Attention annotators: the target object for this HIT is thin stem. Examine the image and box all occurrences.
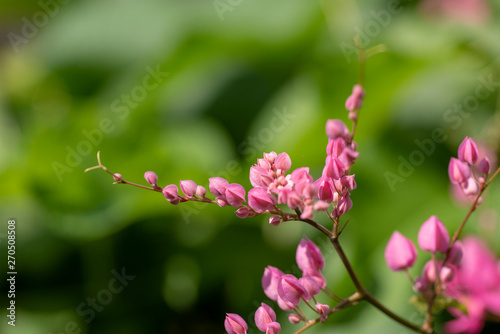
[364,292,431,334]
[449,166,500,247]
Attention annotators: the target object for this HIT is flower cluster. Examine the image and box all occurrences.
[385,136,499,334]
[154,117,359,225]
[444,237,500,334]
[225,238,331,334]
[448,137,491,201]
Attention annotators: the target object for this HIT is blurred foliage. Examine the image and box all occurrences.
[1,0,500,333]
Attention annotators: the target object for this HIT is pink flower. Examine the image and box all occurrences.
[340,174,357,191]
[113,173,122,182]
[323,156,346,180]
[195,185,207,198]
[384,231,417,271]
[296,238,324,273]
[316,303,330,323]
[209,177,229,198]
[448,241,463,266]
[418,216,450,253]
[298,276,320,301]
[445,237,500,334]
[314,176,335,203]
[144,171,158,187]
[277,274,306,311]
[268,215,281,226]
[180,180,197,197]
[234,207,251,219]
[290,167,313,184]
[225,183,246,207]
[262,266,284,301]
[458,137,479,165]
[255,303,280,333]
[325,119,350,140]
[448,158,470,184]
[162,184,179,202]
[345,84,365,112]
[275,152,292,172]
[326,138,346,156]
[224,313,248,334]
[288,314,301,324]
[250,166,274,189]
[248,188,276,213]
[478,157,491,175]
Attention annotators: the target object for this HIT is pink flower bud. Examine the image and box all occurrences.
[304,271,326,289]
[162,184,179,202]
[448,241,463,266]
[325,119,349,140]
[316,303,330,323]
[324,156,346,180]
[423,260,440,282]
[277,274,306,311]
[300,206,314,220]
[248,188,277,213]
[413,276,429,295]
[286,191,302,210]
[298,277,320,301]
[225,183,246,207]
[180,180,197,197]
[262,266,284,301]
[440,266,454,282]
[209,177,229,198]
[224,313,248,334]
[313,200,330,211]
[113,173,122,182]
[314,176,335,203]
[339,148,359,168]
[257,158,272,170]
[334,195,353,218]
[448,158,470,184]
[418,216,450,253]
[144,171,158,186]
[235,207,251,219]
[478,157,491,175]
[290,167,313,184]
[264,322,281,334]
[269,215,281,226]
[250,166,274,189]
[296,238,324,273]
[326,138,345,156]
[340,174,357,190]
[255,303,277,332]
[275,152,292,172]
[461,177,478,196]
[345,84,365,112]
[384,231,417,271]
[195,185,207,198]
[458,137,479,164]
[264,151,277,163]
[215,197,228,207]
[288,314,301,324]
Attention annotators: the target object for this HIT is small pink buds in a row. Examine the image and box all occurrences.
[385,216,453,272]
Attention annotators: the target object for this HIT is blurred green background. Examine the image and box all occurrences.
[1,0,499,333]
